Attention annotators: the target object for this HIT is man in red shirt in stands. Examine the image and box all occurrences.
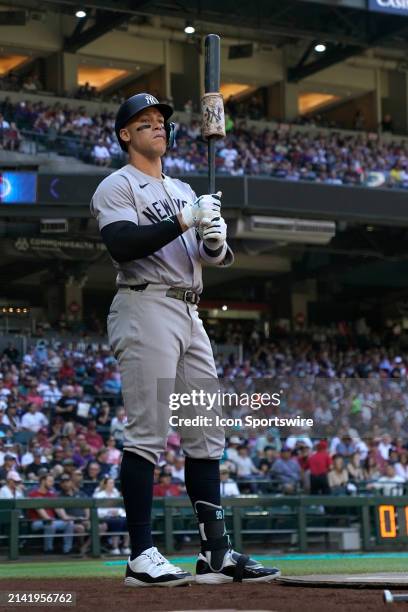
[85,420,104,453]
[153,472,181,497]
[29,473,74,553]
[58,359,75,383]
[308,440,332,495]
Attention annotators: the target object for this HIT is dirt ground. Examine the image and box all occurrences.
[1,579,406,611]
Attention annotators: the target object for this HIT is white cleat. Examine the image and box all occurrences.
[124,546,193,587]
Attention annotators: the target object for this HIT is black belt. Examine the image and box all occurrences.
[118,284,200,305]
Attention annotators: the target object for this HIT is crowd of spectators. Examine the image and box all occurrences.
[1,321,408,553]
[0,90,407,188]
[163,119,408,188]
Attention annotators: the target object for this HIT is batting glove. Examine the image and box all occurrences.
[180,191,222,228]
[199,215,227,250]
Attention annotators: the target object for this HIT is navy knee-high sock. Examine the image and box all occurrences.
[184,457,221,508]
[120,450,154,559]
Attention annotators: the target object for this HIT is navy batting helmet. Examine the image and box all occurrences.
[115,92,175,152]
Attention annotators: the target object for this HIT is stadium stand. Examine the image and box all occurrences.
[0,92,407,189]
[1,327,408,555]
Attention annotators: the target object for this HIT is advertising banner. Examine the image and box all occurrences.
[368,0,408,15]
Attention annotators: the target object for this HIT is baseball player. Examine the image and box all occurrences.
[90,93,280,586]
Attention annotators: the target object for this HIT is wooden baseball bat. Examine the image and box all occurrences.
[384,590,408,603]
[204,34,220,193]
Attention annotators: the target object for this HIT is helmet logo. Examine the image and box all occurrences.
[145,95,158,105]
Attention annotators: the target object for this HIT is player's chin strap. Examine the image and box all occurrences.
[166,122,176,149]
[194,500,231,572]
[135,121,176,149]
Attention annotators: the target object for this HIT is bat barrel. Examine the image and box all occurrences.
[205,34,220,93]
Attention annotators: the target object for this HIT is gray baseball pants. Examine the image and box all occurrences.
[107,285,225,464]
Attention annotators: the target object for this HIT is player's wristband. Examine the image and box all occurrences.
[203,241,225,256]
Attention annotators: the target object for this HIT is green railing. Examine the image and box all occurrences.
[1,495,408,560]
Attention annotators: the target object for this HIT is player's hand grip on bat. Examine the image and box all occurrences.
[178,191,222,230]
[199,216,227,250]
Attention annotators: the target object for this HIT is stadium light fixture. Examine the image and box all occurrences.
[314,43,326,53]
[184,21,195,35]
[75,9,87,18]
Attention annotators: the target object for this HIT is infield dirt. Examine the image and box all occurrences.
[3,578,407,611]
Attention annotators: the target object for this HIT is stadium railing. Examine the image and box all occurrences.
[0,494,406,560]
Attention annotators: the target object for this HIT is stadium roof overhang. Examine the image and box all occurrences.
[3,0,408,76]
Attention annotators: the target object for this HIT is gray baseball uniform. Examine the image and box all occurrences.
[90,164,233,464]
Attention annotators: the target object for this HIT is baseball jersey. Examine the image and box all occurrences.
[90,164,233,293]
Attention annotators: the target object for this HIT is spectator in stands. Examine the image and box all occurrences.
[26,382,45,409]
[21,403,49,433]
[347,451,364,486]
[29,473,74,554]
[0,402,9,431]
[219,465,240,497]
[102,367,121,399]
[3,122,20,151]
[378,433,393,461]
[171,456,185,484]
[110,406,126,446]
[42,379,62,406]
[394,451,408,480]
[153,471,182,497]
[93,476,130,555]
[309,440,331,495]
[235,445,260,480]
[85,420,104,453]
[0,377,11,402]
[366,462,405,496]
[286,430,313,451]
[254,444,278,469]
[72,440,94,469]
[94,448,111,478]
[58,359,75,382]
[61,458,76,479]
[105,436,121,466]
[92,139,111,167]
[57,474,91,554]
[96,401,111,428]
[225,436,243,463]
[2,404,21,433]
[0,454,18,483]
[82,461,101,497]
[362,454,380,484]
[0,112,10,145]
[56,386,78,422]
[48,446,65,471]
[270,445,301,494]
[335,434,356,460]
[328,454,349,495]
[26,450,49,480]
[0,470,24,499]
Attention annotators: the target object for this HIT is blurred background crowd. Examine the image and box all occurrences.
[1,325,408,553]
[0,92,405,188]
